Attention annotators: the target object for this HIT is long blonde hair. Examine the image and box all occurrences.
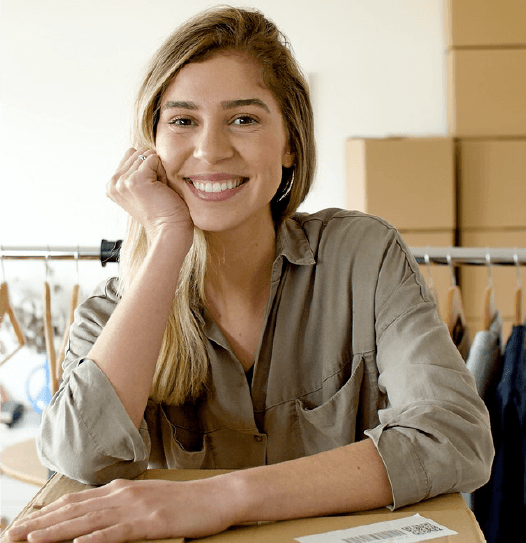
[119,6,316,405]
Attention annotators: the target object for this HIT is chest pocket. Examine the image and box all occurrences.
[159,405,208,469]
[295,355,364,455]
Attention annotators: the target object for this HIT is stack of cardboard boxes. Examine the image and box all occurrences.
[345,137,456,316]
[447,0,526,338]
[345,1,525,337]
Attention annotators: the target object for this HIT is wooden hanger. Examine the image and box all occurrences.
[55,251,81,383]
[0,281,26,366]
[43,280,58,394]
[43,254,59,395]
[516,287,523,326]
[514,252,524,326]
[424,252,440,318]
[482,253,498,331]
[55,283,79,383]
[447,285,467,333]
[1,383,8,403]
[445,254,467,335]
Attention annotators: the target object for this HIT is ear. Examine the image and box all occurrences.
[282,149,295,169]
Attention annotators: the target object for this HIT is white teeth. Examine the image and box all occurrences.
[191,178,244,193]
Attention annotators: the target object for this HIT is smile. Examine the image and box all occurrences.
[184,176,248,194]
[189,178,245,193]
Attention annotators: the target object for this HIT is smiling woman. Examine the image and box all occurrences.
[5,5,493,543]
[155,52,295,232]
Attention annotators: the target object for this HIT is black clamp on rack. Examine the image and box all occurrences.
[100,239,123,266]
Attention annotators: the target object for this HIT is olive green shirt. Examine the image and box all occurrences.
[38,209,494,509]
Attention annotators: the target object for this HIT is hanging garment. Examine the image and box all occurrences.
[466,311,504,401]
[463,311,503,509]
[474,324,526,543]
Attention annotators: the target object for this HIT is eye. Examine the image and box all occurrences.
[231,115,259,126]
[167,117,195,127]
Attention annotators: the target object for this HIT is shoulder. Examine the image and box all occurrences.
[288,208,425,291]
[75,276,120,326]
[292,208,396,242]
[85,276,120,304]
[289,208,407,262]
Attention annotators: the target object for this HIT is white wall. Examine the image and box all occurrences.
[0,0,447,401]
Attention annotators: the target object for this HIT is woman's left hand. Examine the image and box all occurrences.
[4,477,236,543]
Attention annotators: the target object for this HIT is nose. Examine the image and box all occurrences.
[193,123,235,164]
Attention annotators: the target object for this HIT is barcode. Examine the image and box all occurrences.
[343,529,406,542]
[295,514,456,543]
[402,522,442,536]
[342,521,445,542]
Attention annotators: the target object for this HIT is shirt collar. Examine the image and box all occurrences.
[200,215,315,345]
[275,215,316,266]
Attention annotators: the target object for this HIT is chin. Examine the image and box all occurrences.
[189,211,242,234]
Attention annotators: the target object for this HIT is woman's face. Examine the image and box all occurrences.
[155,52,294,234]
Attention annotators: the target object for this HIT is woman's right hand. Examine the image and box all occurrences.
[107,148,193,245]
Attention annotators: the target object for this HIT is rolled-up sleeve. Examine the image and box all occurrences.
[364,234,494,509]
[37,278,150,485]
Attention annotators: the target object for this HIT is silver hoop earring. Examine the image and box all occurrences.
[277,170,295,202]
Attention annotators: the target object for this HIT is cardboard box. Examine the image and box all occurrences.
[345,138,455,231]
[10,469,486,542]
[447,49,526,137]
[458,139,526,229]
[403,231,456,319]
[446,0,526,48]
[459,230,526,321]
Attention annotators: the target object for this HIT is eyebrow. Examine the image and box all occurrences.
[162,98,270,114]
[162,100,198,111]
[221,98,270,113]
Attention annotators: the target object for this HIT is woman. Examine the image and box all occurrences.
[7,6,492,543]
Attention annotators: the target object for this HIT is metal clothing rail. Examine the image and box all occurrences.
[0,241,122,266]
[410,246,526,267]
[0,242,525,266]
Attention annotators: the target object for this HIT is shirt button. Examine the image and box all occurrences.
[254,435,263,443]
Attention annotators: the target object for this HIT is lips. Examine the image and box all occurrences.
[183,174,248,194]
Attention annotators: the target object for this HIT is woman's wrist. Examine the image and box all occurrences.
[147,221,194,255]
[211,470,254,527]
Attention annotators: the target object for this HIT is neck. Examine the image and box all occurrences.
[205,214,277,303]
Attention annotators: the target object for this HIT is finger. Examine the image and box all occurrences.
[150,154,169,185]
[116,148,137,171]
[113,148,151,180]
[73,520,147,543]
[25,510,117,543]
[9,485,114,533]
[17,485,125,541]
[126,152,165,187]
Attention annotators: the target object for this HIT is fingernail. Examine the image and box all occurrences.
[27,530,46,543]
[7,524,28,538]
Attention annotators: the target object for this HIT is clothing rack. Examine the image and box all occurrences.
[410,247,526,267]
[0,242,525,266]
[0,241,122,266]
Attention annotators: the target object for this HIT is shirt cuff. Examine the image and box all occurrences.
[39,358,150,484]
[365,424,429,510]
[71,359,150,460]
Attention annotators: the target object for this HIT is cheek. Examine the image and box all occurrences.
[155,134,186,172]
[154,130,173,159]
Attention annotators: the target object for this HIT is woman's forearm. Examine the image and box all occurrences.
[9,439,393,542]
[222,438,393,524]
[87,227,191,428]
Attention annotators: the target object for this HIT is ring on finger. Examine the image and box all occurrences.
[138,154,147,161]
